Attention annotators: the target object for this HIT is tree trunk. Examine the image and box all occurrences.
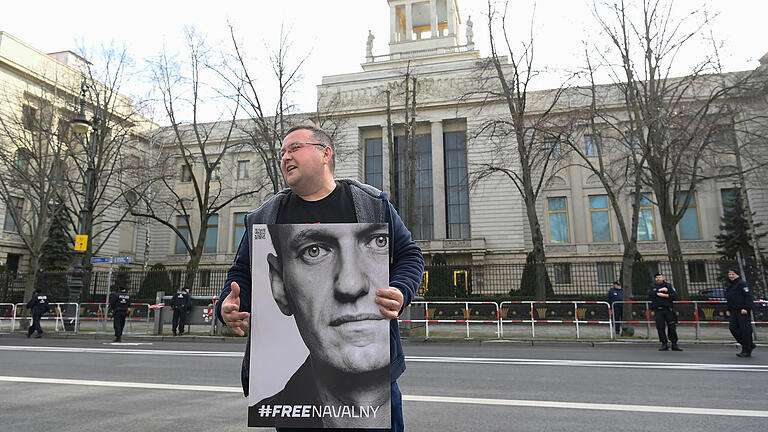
[659,211,689,299]
[523,194,548,300]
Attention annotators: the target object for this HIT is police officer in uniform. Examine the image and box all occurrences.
[171,286,192,336]
[26,288,50,338]
[648,272,682,351]
[725,268,756,357]
[607,281,623,336]
[109,286,131,342]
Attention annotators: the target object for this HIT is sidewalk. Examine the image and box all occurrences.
[2,320,763,346]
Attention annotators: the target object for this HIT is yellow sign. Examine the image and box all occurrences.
[74,235,88,251]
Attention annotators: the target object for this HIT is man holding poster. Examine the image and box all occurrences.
[217,124,424,431]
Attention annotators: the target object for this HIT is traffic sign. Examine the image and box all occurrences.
[114,256,133,263]
[74,235,88,251]
[91,257,110,263]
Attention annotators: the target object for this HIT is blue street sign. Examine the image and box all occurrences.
[114,257,133,263]
[91,257,110,263]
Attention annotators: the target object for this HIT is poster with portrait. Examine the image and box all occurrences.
[248,223,391,429]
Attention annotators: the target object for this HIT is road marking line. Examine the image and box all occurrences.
[0,345,241,357]
[406,356,768,372]
[2,346,766,372]
[2,376,765,418]
[402,395,768,418]
[0,376,241,393]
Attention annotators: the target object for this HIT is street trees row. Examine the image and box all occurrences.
[474,0,768,300]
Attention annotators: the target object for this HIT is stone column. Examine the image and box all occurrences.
[447,0,456,37]
[381,125,391,193]
[430,0,438,38]
[431,121,446,240]
[390,4,398,43]
[405,1,413,41]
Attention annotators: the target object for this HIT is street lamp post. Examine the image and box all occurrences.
[68,78,98,329]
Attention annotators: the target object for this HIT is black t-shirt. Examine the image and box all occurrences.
[276,181,357,224]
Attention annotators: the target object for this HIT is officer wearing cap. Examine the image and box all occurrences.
[725,268,756,357]
[648,272,682,351]
[26,288,50,338]
[171,286,192,336]
[607,281,623,336]
[109,286,131,342]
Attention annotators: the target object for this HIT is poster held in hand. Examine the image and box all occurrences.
[248,223,391,429]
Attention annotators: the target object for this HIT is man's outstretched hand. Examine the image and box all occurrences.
[221,282,250,336]
[376,287,404,320]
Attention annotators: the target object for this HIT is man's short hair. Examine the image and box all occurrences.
[728,268,740,275]
[267,225,288,259]
[653,272,663,277]
[184,286,191,291]
[284,124,335,172]
[613,281,621,286]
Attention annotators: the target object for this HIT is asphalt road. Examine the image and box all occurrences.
[0,336,766,431]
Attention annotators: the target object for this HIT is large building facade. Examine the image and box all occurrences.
[2,1,767,298]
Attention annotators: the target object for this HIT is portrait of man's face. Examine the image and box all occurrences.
[267,223,390,375]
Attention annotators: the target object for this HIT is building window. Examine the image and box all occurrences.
[205,214,218,253]
[597,263,614,284]
[688,261,707,283]
[364,138,383,190]
[200,270,211,288]
[237,160,249,179]
[394,134,433,240]
[445,131,470,239]
[589,195,612,242]
[233,212,246,252]
[584,134,600,157]
[22,105,37,131]
[676,191,701,240]
[545,140,562,158]
[553,263,571,284]
[14,150,31,173]
[209,162,221,181]
[547,197,570,243]
[175,215,190,254]
[4,197,23,232]
[721,188,739,214]
[632,193,656,241]
[180,165,192,182]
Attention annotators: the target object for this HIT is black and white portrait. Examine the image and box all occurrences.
[248,223,391,429]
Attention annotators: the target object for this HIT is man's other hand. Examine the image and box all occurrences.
[222,281,250,336]
[376,287,404,320]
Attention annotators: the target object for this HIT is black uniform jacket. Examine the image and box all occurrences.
[648,282,676,309]
[725,277,754,311]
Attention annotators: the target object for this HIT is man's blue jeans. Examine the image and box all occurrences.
[277,380,404,432]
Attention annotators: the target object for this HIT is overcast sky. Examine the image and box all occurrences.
[3,0,766,123]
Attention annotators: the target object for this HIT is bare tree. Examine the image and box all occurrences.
[590,0,768,298]
[217,25,310,195]
[0,87,69,301]
[66,44,155,269]
[470,1,574,299]
[138,29,268,286]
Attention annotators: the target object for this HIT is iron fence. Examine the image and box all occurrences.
[1,259,765,303]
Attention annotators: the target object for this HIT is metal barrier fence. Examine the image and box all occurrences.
[611,300,768,341]
[399,301,500,339]
[499,301,612,339]
[0,302,16,333]
[399,300,766,341]
[1,302,153,335]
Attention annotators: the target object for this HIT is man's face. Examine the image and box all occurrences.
[268,224,390,375]
[655,275,664,284]
[614,284,621,290]
[728,271,738,281]
[279,129,329,190]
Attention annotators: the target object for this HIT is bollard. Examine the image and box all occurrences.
[154,291,164,335]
